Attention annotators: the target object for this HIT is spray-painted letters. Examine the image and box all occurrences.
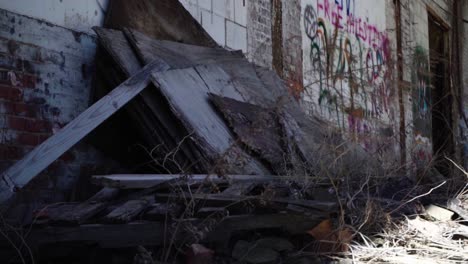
[302,0,394,154]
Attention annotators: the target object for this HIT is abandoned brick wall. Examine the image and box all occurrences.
[179,0,465,173]
[281,0,303,97]
[0,9,114,205]
[247,0,273,68]
[299,0,400,169]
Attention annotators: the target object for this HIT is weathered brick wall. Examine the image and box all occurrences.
[0,9,114,206]
[282,0,303,97]
[247,0,273,68]
[401,0,456,172]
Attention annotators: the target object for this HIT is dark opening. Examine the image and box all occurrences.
[428,13,454,176]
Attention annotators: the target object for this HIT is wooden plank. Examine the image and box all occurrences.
[222,182,257,196]
[6,214,322,249]
[0,61,170,205]
[91,174,305,189]
[210,94,286,173]
[104,197,153,224]
[180,213,327,245]
[127,28,279,107]
[156,193,337,212]
[151,67,270,175]
[143,203,182,221]
[51,188,120,224]
[95,27,206,172]
[93,27,142,76]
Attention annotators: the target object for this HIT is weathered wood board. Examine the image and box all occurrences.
[210,94,286,173]
[151,67,270,175]
[94,27,207,172]
[127,29,281,107]
[92,174,288,189]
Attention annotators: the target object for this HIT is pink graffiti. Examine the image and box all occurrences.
[316,0,387,48]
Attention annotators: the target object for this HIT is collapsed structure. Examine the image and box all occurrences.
[0,0,468,262]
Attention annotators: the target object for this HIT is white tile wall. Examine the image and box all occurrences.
[226,20,247,50]
[200,9,226,45]
[179,0,248,52]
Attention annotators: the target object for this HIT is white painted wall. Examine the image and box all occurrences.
[301,0,388,121]
[0,0,108,34]
[179,0,248,52]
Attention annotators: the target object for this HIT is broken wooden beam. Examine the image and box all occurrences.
[0,60,170,205]
[48,188,120,225]
[104,196,154,224]
[156,193,337,212]
[91,174,327,189]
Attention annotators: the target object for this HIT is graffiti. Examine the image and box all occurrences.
[302,0,396,157]
[412,46,432,168]
[302,0,391,125]
[412,46,431,119]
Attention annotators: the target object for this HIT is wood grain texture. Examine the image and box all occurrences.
[93,27,142,76]
[104,197,153,223]
[151,67,270,175]
[95,27,206,172]
[0,61,169,204]
[127,28,281,107]
[221,182,257,196]
[156,193,337,212]
[210,94,286,173]
[92,174,285,189]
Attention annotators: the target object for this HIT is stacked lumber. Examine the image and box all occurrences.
[12,175,337,252]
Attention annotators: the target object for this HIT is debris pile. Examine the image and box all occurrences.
[0,26,382,262]
[20,174,338,263]
[92,27,378,177]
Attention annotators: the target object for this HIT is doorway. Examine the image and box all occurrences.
[428,12,454,176]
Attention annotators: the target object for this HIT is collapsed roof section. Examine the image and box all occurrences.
[92,27,380,178]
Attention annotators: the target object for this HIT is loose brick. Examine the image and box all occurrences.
[8,116,51,133]
[2,102,38,117]
[26,119,51,133]
[21,73,37,89]
[0,84,23,101]
[16,132,39,146]
[8,116,27,131]
[0,145,24,160]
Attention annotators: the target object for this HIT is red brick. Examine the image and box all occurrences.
[8,117,51,133]
[0,84,23,101]
[8,116,27,131]
[26,119,51,133]
[21,74,37,89]
[0,145,24,160]
[16,133,39,146]
[2,102,38,117]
